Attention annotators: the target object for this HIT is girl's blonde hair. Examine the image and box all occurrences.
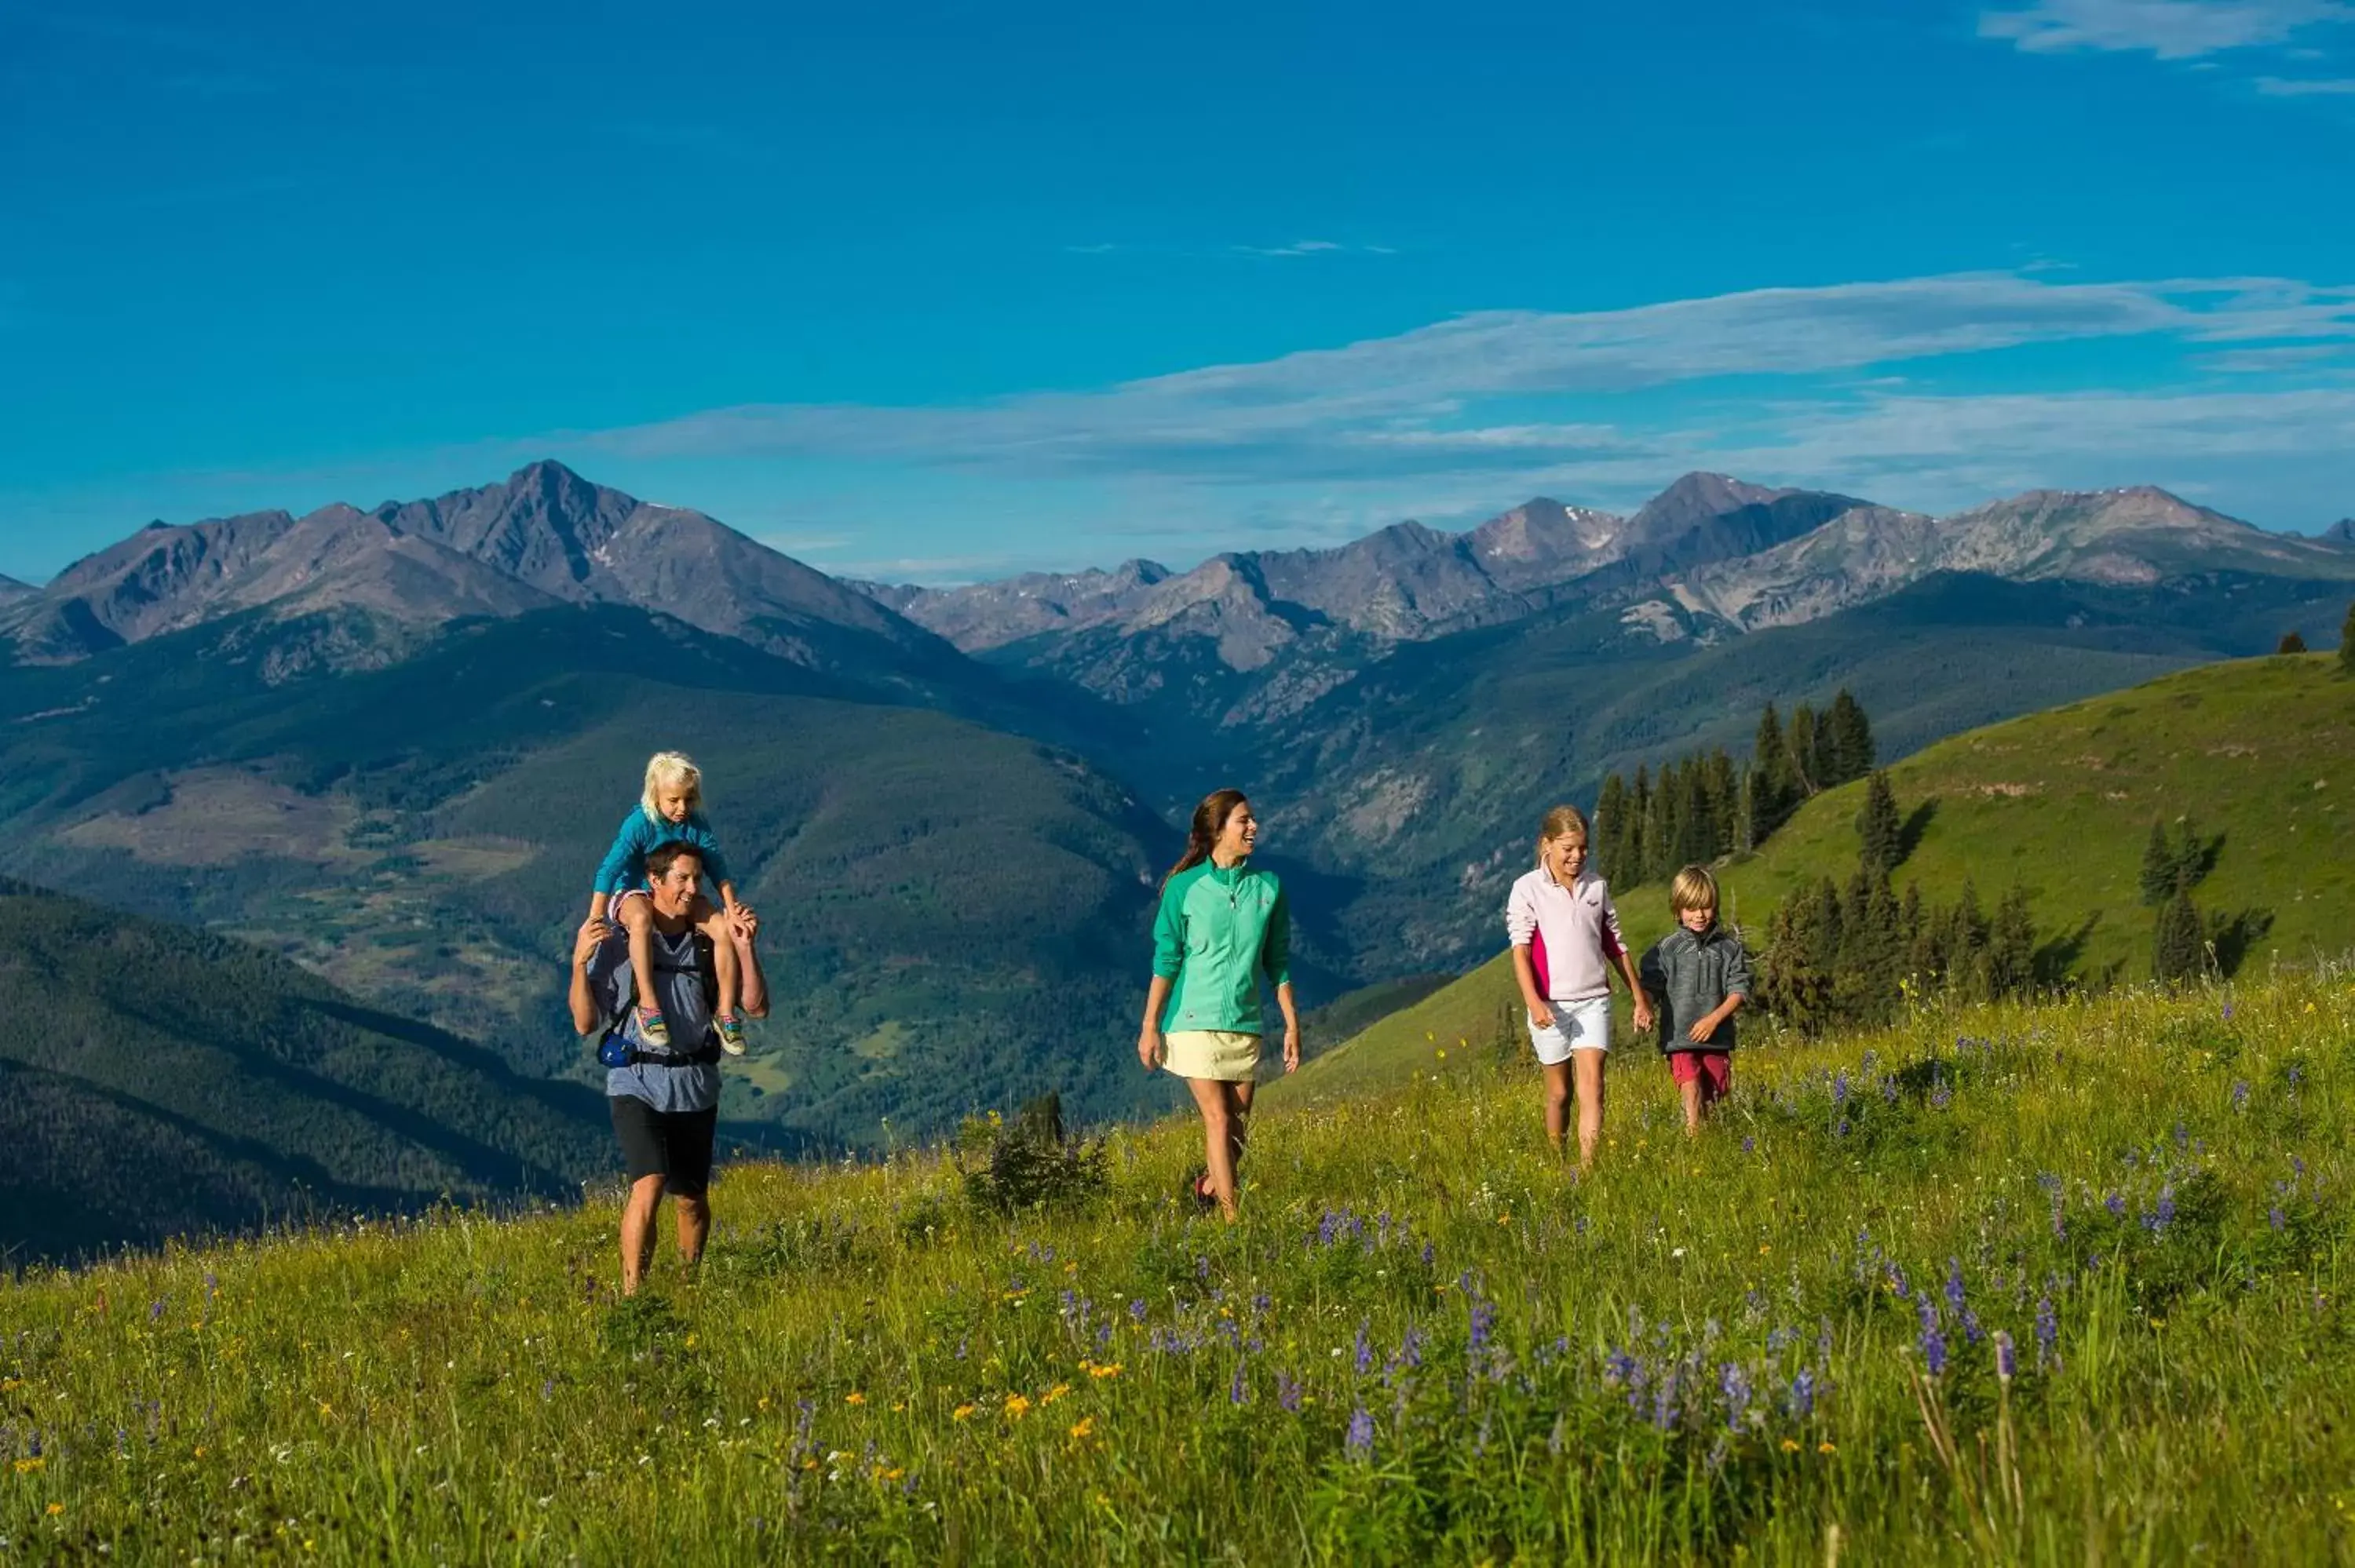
[1535,804,1588,866]
[640,751,705,822]
[1669,864,1719,915]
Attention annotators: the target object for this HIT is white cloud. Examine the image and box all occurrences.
[1980,0,2354,58]
[572,272,2355,492]
[2254,71,2355,89]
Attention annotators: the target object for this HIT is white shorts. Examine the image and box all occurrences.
[1528,996,1611,1065]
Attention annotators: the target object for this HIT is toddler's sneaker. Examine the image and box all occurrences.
[715,1014,748,1056]
[635,1005,672,1048]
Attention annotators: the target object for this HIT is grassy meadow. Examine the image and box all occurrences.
[5,964,2353,1563]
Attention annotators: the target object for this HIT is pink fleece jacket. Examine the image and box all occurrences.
[1505,866,1627,1003]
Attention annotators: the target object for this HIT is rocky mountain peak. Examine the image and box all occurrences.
[1626,472,1791,542]
[2318,518,2354,545]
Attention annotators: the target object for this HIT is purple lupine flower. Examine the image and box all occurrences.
[1650,1373,1680,1431]
[2035,1296,2058,1368]
[1469,1299,1496,1363]
[2104,1192,2127,1219]
[1887,1264,1911,1300]
[1930,1081,1952,1110]
[1917,1300,1948,1376]
[2222,1002,2233,1020]
[1833,1071,1851,1107]
[2270,1205,2287,1231]
[2231,1081,2250,1111]
[1718,1363,1751,1431]
[1835,1118,1850,1138]
[1345,1408,1375,1457]
[1421,1242,1435,1267]
[1129,1298,1148,1323]
[1276,1372,1304,1413]
[1399,1326,1426,1370]
[1944,1260,1967,1318]
[1741,1136,1756,1154]
[1229,1362,1250,1405]
[1994,1330,2015,1381]
[149,1298,167,1323]
[2173,1122,2189,1151]
[1604,1347,1639,1385]
[2152,1184,2177,1235]
[1787,1367,1816,1418]
[1882,1077,1900,1106]
[2288,1065,2306,1091]
[1353,1322,1373,1375]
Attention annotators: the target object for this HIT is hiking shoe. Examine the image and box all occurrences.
[635,1006,671,1048]
[715,1014,748,1056]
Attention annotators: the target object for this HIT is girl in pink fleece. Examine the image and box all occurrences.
[1505,804,1652,1169]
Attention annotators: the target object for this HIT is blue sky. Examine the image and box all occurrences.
[3,0,2353,584]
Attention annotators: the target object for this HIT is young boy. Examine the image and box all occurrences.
[1638,866,1751,1136]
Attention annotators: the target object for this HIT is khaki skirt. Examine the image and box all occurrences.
[1163,1029,1261,1083]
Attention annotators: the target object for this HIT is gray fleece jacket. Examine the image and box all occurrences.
[1638,923,1753,1052]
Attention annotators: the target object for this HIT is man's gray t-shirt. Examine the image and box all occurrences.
[585,925,721,1114]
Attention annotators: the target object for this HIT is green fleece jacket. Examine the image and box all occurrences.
[1152,859,1292,1036]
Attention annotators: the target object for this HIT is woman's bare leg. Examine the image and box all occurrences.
[1541,1061,1573,1153]
[1188,1077,1243,1221]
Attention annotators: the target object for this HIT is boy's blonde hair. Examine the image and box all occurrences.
[1669,864,1719,915]
[641,751,705,821]
[1535,804,1588,866]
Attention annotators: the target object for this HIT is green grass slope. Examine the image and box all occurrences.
[0,878,619,1264]
[1294,652,2353,1097]
[3,973,2350,1561]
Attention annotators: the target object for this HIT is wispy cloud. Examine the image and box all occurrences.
[2254,71,2355,88]
[1980,0,2353,59]
[1230,240,1397,258]
[569,273,2355,490]
[2198,342,2353,370]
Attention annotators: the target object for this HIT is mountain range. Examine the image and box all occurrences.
[2,459,2350,1152]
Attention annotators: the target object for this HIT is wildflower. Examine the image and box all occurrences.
[1353,1322,1372,1374]
[1944,1260,1967,1318]
[2036,1296,2059,1369]
[1787,1368,1815,1418]
[1832,1071,1850,1107]
[46,1502,64,1516]
[845,1392,866,1406]
[1040,1383,1072,1406]
[1819,1441,1837,1454]
[1718,1363,1751,1431]
[1742,1137,1756,1154]
[1276,1372,1304,1413]
[951,1405,976,1422]
[1087,1362,1122,1380]
[2270,1206,2287,1231]
[1469,1299,1496,1358]
[1917,1300,1948,1376]
[2232,1080,2250,1110]
[1781,1438,1801,1453]
[1004,1395,1031,1418]
[1230,1363,1250,1405]
[1995,1330,2016,1381]
[1068,1417,1094,1440]
[13,1457,44,1474]
[1129,1299,1148,1323]
[1345,1407,1375,1458]
[2105,1192,2127,1219]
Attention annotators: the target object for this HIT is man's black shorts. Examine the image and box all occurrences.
[609,1096,718,1198]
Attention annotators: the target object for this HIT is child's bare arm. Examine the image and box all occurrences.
[588,890,612,920]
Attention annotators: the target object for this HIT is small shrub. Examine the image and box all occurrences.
[956,1095,1109,1215]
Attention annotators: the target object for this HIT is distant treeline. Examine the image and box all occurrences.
[1594,691,1875,888]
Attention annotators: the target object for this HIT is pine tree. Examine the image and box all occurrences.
[1856,771,1902,873]
[1986,883,2037,999]
[1705,749,1739,856]
[1595,773,1632,886]
[1752,704,1795,839]
[1789,704,1820,797]
[2138,819,2176,906]
[1823,689,1875,786]
[1733,766,1758,855]
[1898,882,1926,986]
[1760,877,1841,1033]
[2153,883,2203,984]
[2342,600,2355,676]
[1947,880,1991,1002]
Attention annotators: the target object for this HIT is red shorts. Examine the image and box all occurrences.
[1668,1050,1732,1102]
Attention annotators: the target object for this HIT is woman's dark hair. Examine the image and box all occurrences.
[1163,788,1250,892]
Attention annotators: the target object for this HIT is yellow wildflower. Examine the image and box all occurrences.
[1759,1245,1772,1256]
[845,1392,867,1406]
[1041,1383,1072,1406]
[1069,1417,1096,1440]
[1005,1395,1032,1417]
[1089,1363,1123,1380]
[13,1457,44,1474]
[47,1503,64,1516]
[952,1404,977,1421]
[1781,1439,1801,1453]
[1818,1442,1837,1455]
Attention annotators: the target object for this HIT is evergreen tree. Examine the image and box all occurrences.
[1671,761,1716,868]
[1733,765,1758,855]
[1856,771,1902,873]
[1823,689,1875,786]
[1752,704,1795,838]
[1947,881,1992,1002]
[1594,773,1633,887]
[2153,883,2204,984]
[2138,819,2176,906]
[1789,704,1820,797]
[1832,868,1905,1026]
[1986,883,2037,999]
[1705,749,1740,856]
[1898,882,1926,986]
[2342,600,2355,676]
[1760,877,1841,1033]
[2276,630,2308,655]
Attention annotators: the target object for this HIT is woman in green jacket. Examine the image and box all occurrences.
[1137,788,1300,1221]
